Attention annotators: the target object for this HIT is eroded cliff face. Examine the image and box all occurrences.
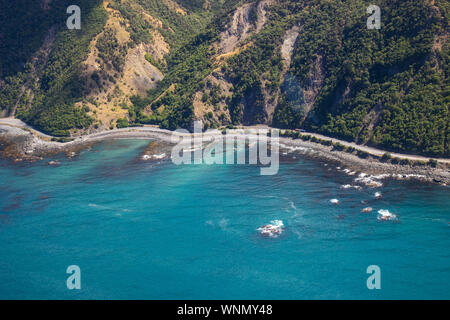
[193,0,276,128]
[218,3,255,54]
[193,0,324,128]
[264,25,302,123]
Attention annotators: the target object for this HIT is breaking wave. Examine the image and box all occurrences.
[257,220,284,238]
[142,153,167,161]
[377,209,398,221]
[341,184,362,190]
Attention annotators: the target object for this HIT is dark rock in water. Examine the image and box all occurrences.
[39,193,52,200]
[139,141,170,162]
[2,195,24,212]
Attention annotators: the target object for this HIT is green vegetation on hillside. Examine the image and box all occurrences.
[272,0,449,156]
[1,0,107,136]
[125,0,247,130]
[0,0,448,156]
[225,19,285,124]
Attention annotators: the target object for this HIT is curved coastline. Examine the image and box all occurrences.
[1,118,449,186]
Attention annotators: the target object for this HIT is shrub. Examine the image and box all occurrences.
[333,142,346,151]
[399,158,411,166]
[427,159,438,168]
[357,150,370,159]
[116,118,129,128]
[301,135,311,141]
[381,152,392,162]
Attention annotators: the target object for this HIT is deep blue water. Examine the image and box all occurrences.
[0,139,448,299]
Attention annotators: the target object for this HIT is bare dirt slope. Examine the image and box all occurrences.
[78,0,170,131]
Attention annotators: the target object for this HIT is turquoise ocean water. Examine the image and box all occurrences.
[0,139,448,299]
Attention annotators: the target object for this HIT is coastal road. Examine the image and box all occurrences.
[293,130,450,165]
[238,125,450,165]
[0,117,54,139]
[1,117,449,165]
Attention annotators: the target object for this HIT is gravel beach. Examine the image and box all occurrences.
[1,122,449,186]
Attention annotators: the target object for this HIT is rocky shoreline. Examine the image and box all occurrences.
[277,138,450,187]
[1,124,449,186]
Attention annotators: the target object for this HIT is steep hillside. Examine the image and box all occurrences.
[0,0,221,133]
[0,0,448,156]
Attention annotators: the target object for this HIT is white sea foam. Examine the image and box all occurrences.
[152,153,166,159]
[377,209,398,221]
[205,219,229,229]
[361,207,373,213]
[354,175,384,188]
[88,203,131,213]
[89,203,102,208]
[218,218,229,229]
[288,200,297,211]
[355,173,427,188]
[403,174,426,179]
[341,184,362,190]
[257,220,284,238]
[279,143,309,153]
[142,153,167,161]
